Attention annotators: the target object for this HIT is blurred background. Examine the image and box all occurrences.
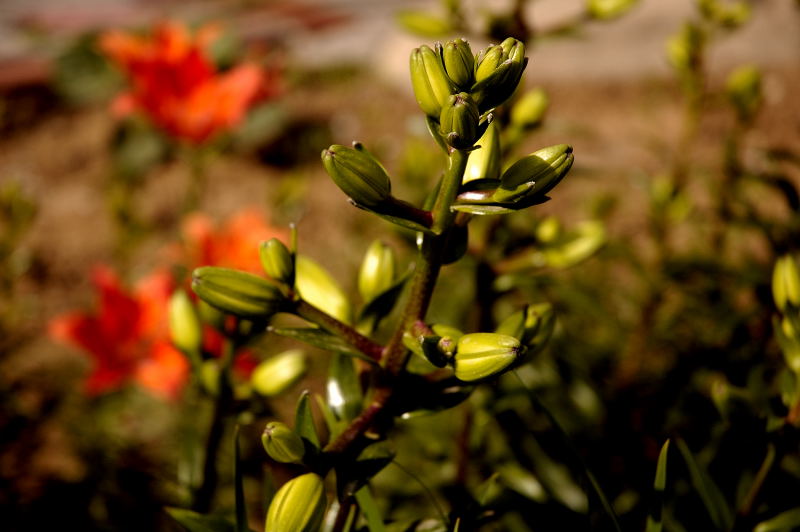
[0,0,799,530]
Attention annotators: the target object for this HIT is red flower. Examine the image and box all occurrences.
[49,267,189,399]
[100,21,278,144]
[179,208,289,274]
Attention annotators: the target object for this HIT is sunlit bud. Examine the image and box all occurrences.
[587,0,639,20]
[773,256,800,312]
[443,38,475,90]
[453,332,522,382]
[410,44,455,118]
[251,349,307,397]
[296,255,352,324]
[260,238,294,286]
[510,88,548,130]
[493,144,573,203]
[464,121,501,183]
[535,216,561,243]
[262,422,305,464]
[358,240,396,303]
[321,144,392,208]
[666,23,704,74]
[168,290,202,354]
[265,473,327,532]
[201,360,220,396]
[439,92,481,150]
[726,65,762,123]
[471,38,527,111]
[192,267,285,320]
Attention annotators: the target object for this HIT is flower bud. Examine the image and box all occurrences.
[439,92,481,150]
[251,349,307,397]
[358,240,396,303]
[493,144,573,204]
[265,473,327,532]
[296,255,352,324]
[773,256,800,312]
[726,65,762,123]
[262,421,305,464]
[321,144,392,208]
[510,88,548,130]
[410,44,455,118]
[168,290,202,354]
[443,38,475,90]
[453,332,522,382]
[471,38,527,111]
[260,238,294,286]
[666,23,704,74]
[587,0,639,20]
[495,303,555,351]
[464,121,501,183]
[192,267,285,320]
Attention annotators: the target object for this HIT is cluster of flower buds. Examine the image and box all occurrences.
[411,38,527,150]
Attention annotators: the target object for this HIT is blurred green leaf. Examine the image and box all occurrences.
[357,271,411,333]
[269,327,377,364]
[295,390,320,449]
[233,427,247,532]
[355,485,387,532]
[754,508,800,532]
[676,438,732,530]
[166,508,235,532]
[328,353,363,421]
[645,439,670,532]
[396,11,452,37]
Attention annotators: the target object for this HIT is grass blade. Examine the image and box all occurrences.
[645,439,670,532]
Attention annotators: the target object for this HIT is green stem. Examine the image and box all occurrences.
[294,299,385,361]
[324,149,470,456]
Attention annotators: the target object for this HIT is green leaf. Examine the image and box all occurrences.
[754,508,800,532]
[675,438,732,530]
[328,353,363,421]
[357,271,411,333]
[233,427,247,532]
[355,485,387,532]
[351,201,434,234]
[166,508,236,532]
[497,462,547,502]
[645,439,670,532]
[269,327,377,364]
[295,390,320,449]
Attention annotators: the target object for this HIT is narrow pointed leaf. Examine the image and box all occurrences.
[328,353,363,421]
[754,508,800,532]
[355,486,387,532]
[676,438,732,530]
[269,326,378,364]
[295,390,320,449]
[166,508,235,532]
[645,439,670,532]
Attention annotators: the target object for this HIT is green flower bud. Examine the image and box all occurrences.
[510,88,548,130]
[471,38,527,111]
[358,240,396,303]
[464,121,501,183]
[666,23,704,74]
[260,238,294,286]
[587,0,639,20]
[495,303,555,351]
[535,216,561,243]
[262,421,305,464]
[454,332,522,382]
[201,359,220,395]
[410,44,455,118]
[773,256,800,312]
[439,92,481,150]
[443,38,474,90]
[251,349,307,397]
[192,267,285,320]
[265,473,327,532]
[168,290,202,354]
[726,65,762,123]
[493,144,573,203]
[321,144,392,208]
[296,255,352,324]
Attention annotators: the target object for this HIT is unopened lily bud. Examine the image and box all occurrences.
[464,121,501,183]
[510,88,548,130]
[192,267,285,320]
[262,421,305,464]
[410,44,455,118]
[296,255,352,324]
[726,65,762,123]
[439,92,481,149]
[260,238,294,286]
[443,38,474,90]
[587,0,639,20]
[168,290,202,354]
[358,240,396,302]
[493,144,573,203]
[251,349,307,397]
[321,145,392,208]
[454,332,522,382]
[773,256,800,312]
[265,473,327,532]
[471,38,527,111]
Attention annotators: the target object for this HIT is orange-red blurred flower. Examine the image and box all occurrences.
[100,20,279,144]
[179,208,289,274]
[49,267,189,399]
